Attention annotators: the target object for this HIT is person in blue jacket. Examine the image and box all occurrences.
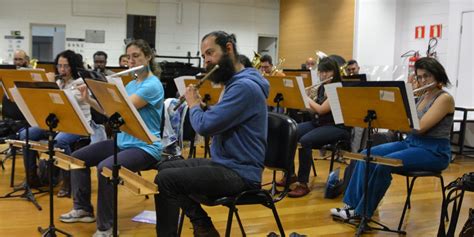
[154,31,270,237]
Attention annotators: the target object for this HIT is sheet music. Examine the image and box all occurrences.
[325,82,344,124]
[174,76,196,96]
[0,81,9,100]
[111,81,159,143]
[9,87,38,127]
[404,83,420,130]
[310,69,318,85]
[63,90,94,135]
[295,76,309,109]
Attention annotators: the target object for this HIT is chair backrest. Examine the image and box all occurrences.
[265,112,298,174]
[181,106,196,142]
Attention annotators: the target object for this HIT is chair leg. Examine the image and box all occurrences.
[398,176,418,230]
[10,146,16,187]
[311,158,317,177]
[177,209,185,237]
[439,175,449,222]
[225,206,235,237]
[328,144,337,173]
[269,201,285,237]
[234,208,246,237]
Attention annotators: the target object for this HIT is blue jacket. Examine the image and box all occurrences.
[190,68,269,184]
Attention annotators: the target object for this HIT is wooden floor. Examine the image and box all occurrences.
[0,144,473,237]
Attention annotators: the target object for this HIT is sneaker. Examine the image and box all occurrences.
[59,209,95,223]
[330,204,355,220]
[288,183,310,198]
[92,228,117,237]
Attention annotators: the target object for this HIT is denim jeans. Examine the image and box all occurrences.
[343,135,450,217]
[19,127,81,172]
[293,121,350,183]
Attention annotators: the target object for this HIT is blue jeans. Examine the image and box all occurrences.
[19,127,81,172]
[343,135,450,217]
[293,121,350,183]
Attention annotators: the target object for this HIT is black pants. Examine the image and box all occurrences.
[154,158,256,237]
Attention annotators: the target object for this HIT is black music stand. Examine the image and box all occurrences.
[84,78,158,237]
[326,81,419,236]
[0,69,51,210]
[11,81,93,237]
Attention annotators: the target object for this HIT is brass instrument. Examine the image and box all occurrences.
[340,62,349,76]
[29,58,38,69]
[251,51,262,70]
[173,64,220,110]
[268,57,285,76]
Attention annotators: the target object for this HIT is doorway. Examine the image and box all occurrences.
[258,36,278,63]
[31,24,65,62]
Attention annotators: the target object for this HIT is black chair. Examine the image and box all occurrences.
[394,170,447,231]
[177,112,298,237]
[310,129,352,177]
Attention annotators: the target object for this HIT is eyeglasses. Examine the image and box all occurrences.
[415,73,433,82]
[56,64,70,69]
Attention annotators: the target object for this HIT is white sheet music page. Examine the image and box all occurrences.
[63,89,94,135]
[295,76,310,109]
[9,87,39,127]
[324,82,344,124]
[404,83,420,130]
[310,70,318,85]
[174,76,196,96]
[112,81,159,143]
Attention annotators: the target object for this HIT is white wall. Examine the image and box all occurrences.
[354,0,474,85]
[0,0,279,67]
[155,0,279,65]
[0,0,128,66]
[353,0,398,67]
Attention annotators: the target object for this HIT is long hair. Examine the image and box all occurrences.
[126,39,160,76]
[54,50,82,79]
[318,57,341,82]
[414,57,450,86]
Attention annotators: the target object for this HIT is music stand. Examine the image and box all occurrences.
[282,69,314,88]
[326,81,419,236]
[84,78,158,237]
[11,81,93,237]
[0,69,50,210]
[174,76,224,158]
[264,75,309,112]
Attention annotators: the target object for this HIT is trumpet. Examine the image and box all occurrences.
[173,64,220,111]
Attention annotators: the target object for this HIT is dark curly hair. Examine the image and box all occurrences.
[54,50,82,79]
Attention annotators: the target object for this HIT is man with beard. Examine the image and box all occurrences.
[154,31,270,237]
[13,49,30,68]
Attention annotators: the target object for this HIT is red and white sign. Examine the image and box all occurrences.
[430,24,442,38]
[415,26,425,39]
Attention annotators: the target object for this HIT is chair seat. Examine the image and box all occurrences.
[190,190,270,207]
[395,170,442,177]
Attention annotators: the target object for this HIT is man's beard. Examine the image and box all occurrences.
[206,53,235,84]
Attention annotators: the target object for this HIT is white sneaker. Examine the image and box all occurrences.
[59,209,95,223]
[330,204,355,220]
[92,228,118,237]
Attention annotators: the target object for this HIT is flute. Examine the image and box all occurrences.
[173,64,220,111]
[413,82,436,94]
[305,77,333,90]
[109,65,145,78]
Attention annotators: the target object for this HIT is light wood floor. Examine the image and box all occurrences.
[0,145,472,237]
